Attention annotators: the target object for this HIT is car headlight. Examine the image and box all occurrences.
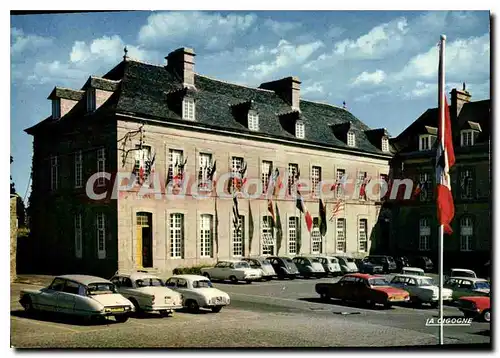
[151,295,155,304]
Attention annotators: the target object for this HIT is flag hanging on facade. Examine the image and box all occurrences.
[207,160,217,190]
[319,199,327,236]
[267,199,276,227]
[329,198,345,221]
[248,201,254,255]
[359,176,370,200]
[436,39,456,235]
[275,202,283,255]
[232,196,241,232]
[267,167,280,197]
[296,191,313,233]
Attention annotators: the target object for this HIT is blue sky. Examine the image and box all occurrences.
[10,10,490,202]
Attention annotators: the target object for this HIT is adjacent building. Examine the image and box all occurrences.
[388,85,491,269]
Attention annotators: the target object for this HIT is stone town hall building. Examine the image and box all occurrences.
[26,47,395,277]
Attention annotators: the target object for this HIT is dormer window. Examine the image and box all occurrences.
[347,131,356,147]
[381,137,389,152]
[52,99,61,119]
[419,134,436,151]
[248,111,259,131]
[86,88,96,112]
[295,120,305,139]
[461,130,475,147]
[182,97,195,120]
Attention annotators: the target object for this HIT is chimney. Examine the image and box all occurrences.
[259,76,301,110]
[166,47,196,88]
[450,83,471,119]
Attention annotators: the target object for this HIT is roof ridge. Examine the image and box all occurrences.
[126,58,164,68]
[300,98,348,111]
[195,73,275,93]
[54,86,85,92]
[91,75,122,83]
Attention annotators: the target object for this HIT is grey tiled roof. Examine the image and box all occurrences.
[47,87,85,101]
[111,60,389,156]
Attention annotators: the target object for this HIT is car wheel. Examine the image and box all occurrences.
[211,306,223,313]
[265,277,272,281]
[429,302,438,309]
[115,315,129,323]
[289,275,296,280]
[245,280,252,284]
[203,273,211,280]
[129,298,142,315]
[384,302,392,309]
[187,300,200,313]
[482,309,491,323]
[319,291,330,302]
[159,310,172,318]
[20,296,33,313]
[366,299,376,308]
[229,276,238,284]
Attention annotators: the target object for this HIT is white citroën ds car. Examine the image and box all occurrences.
[200,260,262,283]
[165,275,230,313]
[19,275,135,323]
[110,271,183,316]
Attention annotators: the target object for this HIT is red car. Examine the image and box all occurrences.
[315,273,410,308]
[457,296,490,322]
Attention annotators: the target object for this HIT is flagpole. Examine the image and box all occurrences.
[438,34,446,346]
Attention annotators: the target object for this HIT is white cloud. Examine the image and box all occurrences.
[404,81,435,99]
[11,27,53,56]
[27,61,89,86]
[351,70,387,86]
[138,11,257,51]
[302,82,325,96]
[393,33,490,82]
[326,26,345,39]
[243,39,324,80]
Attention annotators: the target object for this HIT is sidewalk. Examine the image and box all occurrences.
[14,274,54,286]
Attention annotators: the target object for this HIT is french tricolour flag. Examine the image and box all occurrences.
[435,38,456,235]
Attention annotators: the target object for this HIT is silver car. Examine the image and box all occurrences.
[242,257,276,281]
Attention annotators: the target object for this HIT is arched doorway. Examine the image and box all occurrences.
[136,212,153,268]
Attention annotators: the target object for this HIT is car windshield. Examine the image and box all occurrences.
[475,282,490,290]
[417,278,434,286]
[193,280,213,288]
[234,262,250,269]
[369,278,389,286]
[453,270,475,278]
[87,283,116,295]
[135,278,164,287]
[261,259,272,266]
[330,258,338,263]
[345,258,355,263]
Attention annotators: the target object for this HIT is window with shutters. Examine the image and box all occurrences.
[382,137,389,152]
[461,130,475,147]
[96,213,106,259]
[97,148,106,187]
[198,152,212,190]
[311,166,321,195]
[419,135,436,151]
[358,219,368,252]
[460,216,473,252]
[248,111,259,131]
[336,169,346,198]
[168,149,184,184]
[419,218,430,251]
[347,131,356,147]
[460,168,474,199]
[311,218,322,254]
[133,145,152,184]
[182,97,195,120]
[200,214,213,257]
[75,213,82,258]
[232,216,245,256]
[357,171,367,200]
[336,218,346,252]
[74,151,83,188]
[262,216,275,255]
[288,163,299,194]
[262,161,272,193]
[230,156,244,193]
[288,216,299,255]
[419,172,432,201]
[170,213,184,258]
[295,121,305,139]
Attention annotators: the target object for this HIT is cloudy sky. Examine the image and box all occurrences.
[10,10,490,200]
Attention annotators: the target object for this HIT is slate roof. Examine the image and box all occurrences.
[26,59,392,158]
[391,99,491,154]
[47,87,85,101]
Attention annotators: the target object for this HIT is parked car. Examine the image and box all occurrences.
[242,257,276,281]
[401,267,425,276]
[334,256,359,274]
[457,296,490,323]
[390,274,452,307]
[410,256,434,272]
[395,256,410,271]
[315,273,410,309]
[165,274,230,313]
[363,255,397,273]
[316,256,342,277]
[200,260,262,284]
[292,256,326,278]
[444,277,490,301]
[110,271,182,316]
[358,258,384,274]
[267,256,300,279]
[446,268,477,279]
[19,275,134,323]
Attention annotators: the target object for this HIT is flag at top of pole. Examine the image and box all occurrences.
[436,34,456,235]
